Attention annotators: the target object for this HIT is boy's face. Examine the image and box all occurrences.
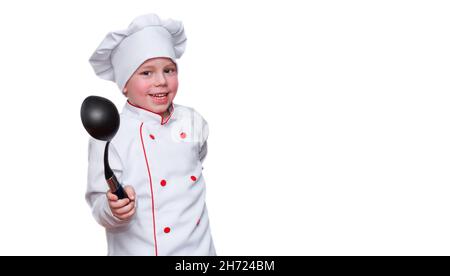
[124,57,178,116]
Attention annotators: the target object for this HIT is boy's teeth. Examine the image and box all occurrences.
[151,93,168,97]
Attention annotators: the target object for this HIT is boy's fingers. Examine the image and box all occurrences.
[107,185,136,213]
[109,198,130,209]
[115,205,136,220]
[106,190,118,201]
[114,201,135,215]
[124,185,136,201]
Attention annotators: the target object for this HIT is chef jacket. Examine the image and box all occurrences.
[86,101,216,256]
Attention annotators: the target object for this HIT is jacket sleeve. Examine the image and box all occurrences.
[194,111,209,163]
[198,114,209,164]
[85,138,130,229]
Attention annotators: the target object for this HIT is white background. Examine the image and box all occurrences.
[0,0,449,256]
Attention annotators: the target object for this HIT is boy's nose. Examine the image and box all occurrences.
[154,73,167,86]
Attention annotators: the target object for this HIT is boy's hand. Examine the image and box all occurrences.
[107,185,136,220]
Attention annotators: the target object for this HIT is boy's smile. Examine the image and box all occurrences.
[123,57,178,118]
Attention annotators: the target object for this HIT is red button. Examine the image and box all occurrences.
[160,179,167,187]
[149,134,155,140]
[164,227,171,233]
[190,175,197,181]
[180,132,187,139]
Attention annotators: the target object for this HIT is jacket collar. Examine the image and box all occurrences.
[122,100,176,125]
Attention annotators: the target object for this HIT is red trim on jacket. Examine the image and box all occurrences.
[140,122,158,256]
[127,100,174,125]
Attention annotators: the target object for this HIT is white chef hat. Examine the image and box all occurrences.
[89,13,187,92]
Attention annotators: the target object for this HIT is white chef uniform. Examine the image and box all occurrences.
[86,13,216,256]
[86,100,216,256]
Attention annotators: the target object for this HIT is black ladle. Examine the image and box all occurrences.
[81,96,128,199]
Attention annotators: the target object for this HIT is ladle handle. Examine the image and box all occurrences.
[104,141,128,199]
[106,174,128,199]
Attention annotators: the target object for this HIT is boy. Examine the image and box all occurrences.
[86,13,216,256]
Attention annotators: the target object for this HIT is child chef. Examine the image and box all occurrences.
[86,13,216,256]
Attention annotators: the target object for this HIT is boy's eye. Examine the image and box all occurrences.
[141,71,152,75]
[164,68,177,74]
